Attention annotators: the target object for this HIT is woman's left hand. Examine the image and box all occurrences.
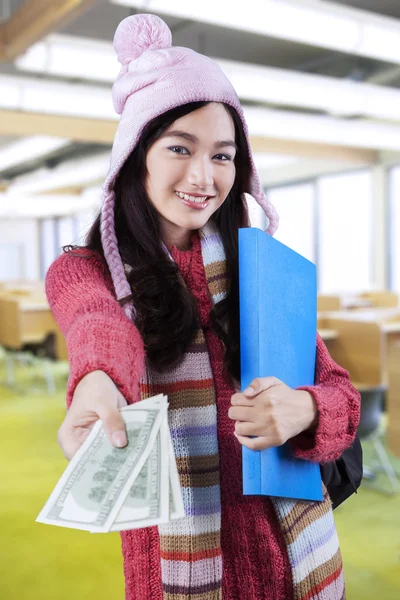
[228,377,318,450]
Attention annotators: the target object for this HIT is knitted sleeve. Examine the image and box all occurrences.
[45,250,145,408]
[290,334,361,463]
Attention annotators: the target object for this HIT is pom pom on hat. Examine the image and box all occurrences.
[113,13,172,65]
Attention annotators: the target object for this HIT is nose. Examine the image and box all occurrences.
[187,155,214,191]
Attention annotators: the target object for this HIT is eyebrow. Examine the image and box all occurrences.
[161,129,237,150]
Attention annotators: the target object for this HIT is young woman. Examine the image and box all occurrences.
[46,14,360,600]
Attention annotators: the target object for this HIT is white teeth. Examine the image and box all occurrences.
[175,191,209,203]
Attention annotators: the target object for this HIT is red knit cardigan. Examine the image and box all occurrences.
[46,248,361,600]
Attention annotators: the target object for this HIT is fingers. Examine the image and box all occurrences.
[97,404,128,448]
[59,406,128,461]
[233,431,286,450]
[234,421,259,437]
[242,376,281,397]
[230,392,256,406]
[228,405,254,421]
[233,421,287,448]
[116,390,128,409]
[230,378,281,406]
[234,432,273,451]
[58,420,90,461]
[58,371,130,461]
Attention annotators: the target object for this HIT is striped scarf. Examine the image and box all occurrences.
[140,223,345,600]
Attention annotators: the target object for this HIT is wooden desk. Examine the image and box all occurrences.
[388,342,400,457]
[0,295,67,360]
[358,291,399,309]
[343,298,373,310]
[322,318,386,386]
[55,328,68,361]
[317,291,399,314]
[0,298,55,348]
[319,315,400,458]
[381,325,400,453]
[317,295,342,311]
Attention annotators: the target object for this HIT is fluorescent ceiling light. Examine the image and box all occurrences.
[15,35,400,121]
[243,106,400,152]
[16,34,120,82]
[0,74,116,120]
[0,79,21,109]
[218,58,400,120]
[0,191,100,218]
[7,152,110,195]
[111,0,400,65]
[0,136,71,174]
[0,193,98,218]
[253,153,299,169]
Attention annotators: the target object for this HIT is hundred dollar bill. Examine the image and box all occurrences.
[121,395,185,523]
[124,396,185,521]
[109,416,170,531]
[36,397,168,533]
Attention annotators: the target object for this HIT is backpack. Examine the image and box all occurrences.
[320,434,363,509]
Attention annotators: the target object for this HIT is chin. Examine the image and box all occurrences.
[178,215,211,230]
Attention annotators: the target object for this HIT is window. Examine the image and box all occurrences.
[0,243,23,280]
[75,208,97,244]
[40,218,57,277]
[388,166,400,293]
[317,170,373,293]
[266,182,316,263]
[57,216,77,250]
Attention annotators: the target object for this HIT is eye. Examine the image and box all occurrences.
[214,153,233,162]
[168,146,190,155]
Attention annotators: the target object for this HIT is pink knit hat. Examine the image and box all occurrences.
[101,14,279,314]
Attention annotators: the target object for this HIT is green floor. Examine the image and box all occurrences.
[0,358,399,599]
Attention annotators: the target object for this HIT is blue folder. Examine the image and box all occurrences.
[239,227,323,501]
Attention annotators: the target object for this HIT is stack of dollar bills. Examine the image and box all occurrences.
[36,395,185,533]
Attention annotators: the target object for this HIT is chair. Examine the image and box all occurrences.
[357,384,400,495]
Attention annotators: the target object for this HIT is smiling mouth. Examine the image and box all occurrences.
[174,190,214,203]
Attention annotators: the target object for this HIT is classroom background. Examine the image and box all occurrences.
[0,1,399,599]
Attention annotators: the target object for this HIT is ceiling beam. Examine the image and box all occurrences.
[39,185,89,195]
[0,0,96,61]
[0,109,117,144]
[0,109,379,165]
[249,136,378,165]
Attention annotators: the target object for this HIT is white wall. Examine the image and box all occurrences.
[0,218,40,280]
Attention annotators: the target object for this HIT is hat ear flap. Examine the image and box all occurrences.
[256,191,279,235]
[242,192,278,235]
[100,190,135,319]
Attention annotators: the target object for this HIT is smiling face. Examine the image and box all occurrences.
[145,102,237,249]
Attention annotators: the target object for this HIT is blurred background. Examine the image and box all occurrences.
[0,0,400,598]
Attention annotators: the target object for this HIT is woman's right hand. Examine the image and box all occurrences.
[58,370,128,460]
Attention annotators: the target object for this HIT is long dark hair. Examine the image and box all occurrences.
[70,101,251,382]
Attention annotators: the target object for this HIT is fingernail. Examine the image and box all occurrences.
[243,386,255,395]
[112,431,127,448]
